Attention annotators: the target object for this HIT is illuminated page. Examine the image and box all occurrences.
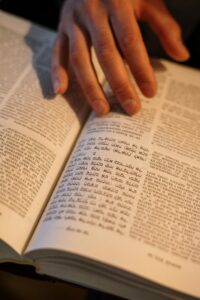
[27,59,200,298]
[0,11,89,254]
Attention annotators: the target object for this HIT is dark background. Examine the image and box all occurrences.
[1,0,61,29]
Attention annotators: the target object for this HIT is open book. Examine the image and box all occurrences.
[0,10,200,300]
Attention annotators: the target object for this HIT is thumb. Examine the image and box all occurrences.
[51,31,69,94]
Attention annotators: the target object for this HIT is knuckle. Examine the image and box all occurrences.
[134,68,149,82]
[121,32,142,52]
[81,0,97,17]
[83,81,97,95]
[113,80,130,97]
[70,49,82,66]
[158,18,181,37]
[96,38,113,62]
[107,0,120,10]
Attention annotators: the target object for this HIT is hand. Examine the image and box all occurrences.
[51,0,190,116]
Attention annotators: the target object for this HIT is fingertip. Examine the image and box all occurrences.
[162,34,191,62]
[140,81,157,98]
[52,67,68,94]
[93,100,110,116]
[172,44,190,62]
[53,77,61,94]
[123,98,141,116]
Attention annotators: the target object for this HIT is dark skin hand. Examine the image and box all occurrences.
[51,0,190,116]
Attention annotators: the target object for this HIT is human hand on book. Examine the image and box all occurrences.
[51,0,190,116]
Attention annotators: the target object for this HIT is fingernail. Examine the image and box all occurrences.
[93,100,109,116]
[53,78,60,94]
[175,39,191,61]
[123,99,140,115]
[179,45,190,60]
[140,82,156,98]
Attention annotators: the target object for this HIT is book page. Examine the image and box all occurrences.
[0,11,90,254]
[27,59,200,297]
